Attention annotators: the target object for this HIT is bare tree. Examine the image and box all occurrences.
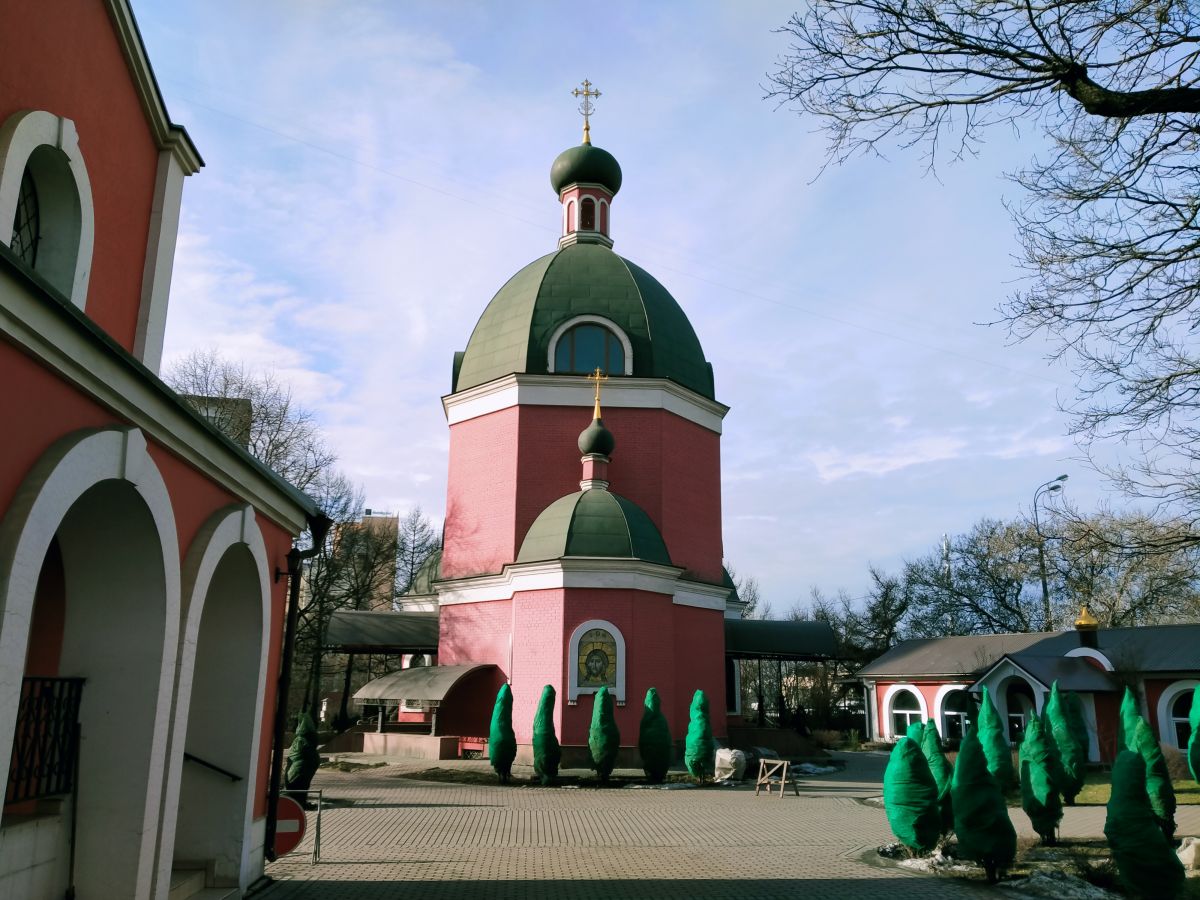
[166,348,335,491]
[394,507,441,599]
[767,2,1200,535]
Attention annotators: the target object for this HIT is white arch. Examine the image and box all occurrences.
[0,110,95,305]
[566,618,626,702]
[547,314,635,376]
[0,426,180,899]
[1064,646,1115,671]
[1155,679,1199,748]
[932,683,970,737]
[880,683,928,740]
[156,504,271,894]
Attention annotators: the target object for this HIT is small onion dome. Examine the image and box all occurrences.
[578,417,615,457]
[516,489,671,565]
[551,143,622,196]
[1074,605,1099,630]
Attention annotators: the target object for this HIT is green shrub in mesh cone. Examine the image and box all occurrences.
[1104,750,1185,900]
[638,688,672,783]
[489,683,517,784]
[951,725,1016,883]
[1039,683,1068,792]
[1188,684,1200,784]
[284,712,320,793]
[1130,717,1176,840]
[883,736,940,854]
[906,720,925,743]
[532,684,561,786]
[1118,686,1141,752]
[588,686,620,781]
[920,720,954,836]
[1054,688,1090,805]
[976,685,1014,791]
[1019,717,1062,844]
[684,690,715,782]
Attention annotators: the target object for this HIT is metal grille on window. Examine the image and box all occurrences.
[5,677,84,804]
[11,169,40,268]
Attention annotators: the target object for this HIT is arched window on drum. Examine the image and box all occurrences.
[553,322,625,375]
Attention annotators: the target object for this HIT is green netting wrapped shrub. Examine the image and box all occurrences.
[977,685,1015,791]
[1188,684,1200,784]
[284,712,320,793]
[588,686,620,782]
[1019,717,1062,844]
[907,720,926,743]
[532,684,561,786]
[952,725,1017,883]
[638,687,672,783]
[1104,750,1185,900]
[489,683,517,784]
[920,720,954,835]
[1130,718,1176,840]
[1119,686,1141,752]
[684,690,715,782]
[1055,688,1090,805]
[883,736,940,854]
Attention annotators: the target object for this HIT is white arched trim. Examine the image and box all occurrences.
[547,314,635,376]
[0,426,180,897]
[155,504,271,894]
[932,683,970,737]
[566,618,626,703]
[880,683,928,741]
[1155,679,1199,748]
[0,110,95,306]
[1064,646,1114,671]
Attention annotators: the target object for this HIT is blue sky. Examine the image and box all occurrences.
[138,1,1115,612]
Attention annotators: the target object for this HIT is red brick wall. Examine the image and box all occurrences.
[441,408,519,578]
[511,589,565,743]
[0,0,160,350]
[437,600,512,671]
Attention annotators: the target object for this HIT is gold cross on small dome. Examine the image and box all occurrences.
[587,366,608,418]
[572,79,601,145]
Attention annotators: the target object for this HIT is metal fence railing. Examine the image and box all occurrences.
[6,677,84,805]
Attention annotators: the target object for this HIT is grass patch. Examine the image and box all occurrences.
[1071,772,1200,806]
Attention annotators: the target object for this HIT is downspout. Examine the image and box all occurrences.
[265,512,332,863]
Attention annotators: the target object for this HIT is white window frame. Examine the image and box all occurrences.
[566,618,626,703]
[547,314,634,376]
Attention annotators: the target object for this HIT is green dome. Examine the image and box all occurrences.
[517,490,672,566]
[406,548,442,595]
[551,143,622,195]
[453,243,714,399]
[578,417,615,456]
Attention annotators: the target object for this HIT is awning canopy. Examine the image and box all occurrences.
[724,619,837,661]
[353,663,496,704]
[325,610,439,653]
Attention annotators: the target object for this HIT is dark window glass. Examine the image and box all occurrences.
[554,323,625,375]
[891,691,920,711]
[11,168,39,267]
[581,197,596,230]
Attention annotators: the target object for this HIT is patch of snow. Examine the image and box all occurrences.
[998,870,1121,899]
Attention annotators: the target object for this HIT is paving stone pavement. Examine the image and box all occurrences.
[260,752,1199,900]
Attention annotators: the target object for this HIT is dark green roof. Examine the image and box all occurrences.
[551,143,622,195]
[454,243,714,399]
[517,489,672,566]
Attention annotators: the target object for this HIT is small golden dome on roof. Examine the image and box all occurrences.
[1074,605,1099,630]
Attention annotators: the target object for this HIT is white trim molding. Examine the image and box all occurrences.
[566,618,626,703]
[547,314,634,376]
[880,684,928,741]
[1155,679,1199,748]
[1064,646,1115,671]
[443,373,729,434]
[134,150,186,372]
[932,683,971,737]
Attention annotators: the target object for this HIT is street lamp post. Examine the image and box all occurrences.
[1032,475,1068,630]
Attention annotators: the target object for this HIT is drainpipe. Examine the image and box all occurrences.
[265,512,332,863]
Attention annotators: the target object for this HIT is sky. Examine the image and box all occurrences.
[137,0,1119,613]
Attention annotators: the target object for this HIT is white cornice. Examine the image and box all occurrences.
[1,267,312,533]
[442,374,729,433]
[435,557,731,610]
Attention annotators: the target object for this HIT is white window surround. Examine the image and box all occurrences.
[0,110,94,306]
[134,150,186,373]
[1156,679,1199,748]
[547,314,635,376]
[566,618,626,703]
[880,684,928,740]
[1064,646,1114,671]
[932,683,971,737]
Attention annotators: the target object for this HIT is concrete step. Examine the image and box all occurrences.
[168,868,206,900]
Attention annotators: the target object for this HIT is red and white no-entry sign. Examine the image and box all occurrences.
[274,796,307,856]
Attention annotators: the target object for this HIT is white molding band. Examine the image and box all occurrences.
[931,683,970,737]
[566,618,626,703]
[435,557,731,611]
[443,373,729,434]
[546,314,634,376]
[880,684,928,741]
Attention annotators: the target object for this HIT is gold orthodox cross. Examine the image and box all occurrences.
[587,366,608,418]
[572,79,601,144]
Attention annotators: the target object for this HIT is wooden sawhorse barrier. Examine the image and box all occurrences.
[754,758,800,798]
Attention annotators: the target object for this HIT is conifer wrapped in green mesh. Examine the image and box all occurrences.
[1119,687,1141,751]
[1104,750,1185,899]
[1188,684,1200,784]
[588,686,620,781]
[1040,684,1069,796]
[1019,717,1062,844]
[883,736,940,854]
[920,720,954,836]
[1130,718,1176,840]
[977,685,1014,791]
[684,690,715,782]
[1060,689,1090,804]
[532,684,561,786]
[907,720,925,743]
[489,683,517,783]
[952,725,1016,883]
[638,688,672,783]
[284,712,320,793]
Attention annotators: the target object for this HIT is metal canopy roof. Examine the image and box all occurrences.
[324,610,439,653]
[724,619,837,661]
[353,663,496,704]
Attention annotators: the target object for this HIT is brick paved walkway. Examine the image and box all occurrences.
[260,752,1200,900]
